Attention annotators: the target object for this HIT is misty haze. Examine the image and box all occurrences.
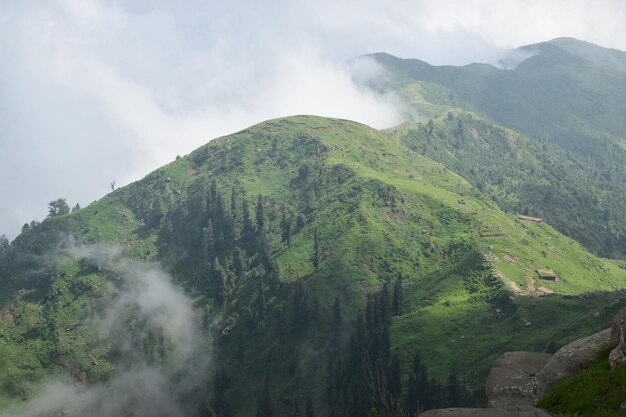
[1,1,626,417]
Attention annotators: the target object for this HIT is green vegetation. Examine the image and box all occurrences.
[367,38,626,258]
[0,115,625,416]
[537,348,626,417]
[394,111,626,261]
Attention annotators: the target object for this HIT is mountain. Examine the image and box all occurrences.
[361,38,626,258]
[1,115,625,417]
[546,37,626,72]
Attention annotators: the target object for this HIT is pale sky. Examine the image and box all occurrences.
[1,0,625,239]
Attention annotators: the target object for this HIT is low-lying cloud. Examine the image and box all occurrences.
[497,47,541,70]
[1,244,212,417]
[0,0,404,240]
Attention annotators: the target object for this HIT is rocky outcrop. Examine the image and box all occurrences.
[608,307,626,369]
[418,406,554,417]
[609,342,626,369]
[533,328,611,399]
[420,308,623,417]
[485,352,553,408]
[484,329,612,408]
[610,307,626,347]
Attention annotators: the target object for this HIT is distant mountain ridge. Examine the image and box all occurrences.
[546,37,626,72]
[361,37,626,258]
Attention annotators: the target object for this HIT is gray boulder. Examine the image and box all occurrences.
[418,406,554,417]
[609,318,626,369]
[610,307,626,347]
[609,343,626,369]
[533,328,611,399]
[485,351,553,408]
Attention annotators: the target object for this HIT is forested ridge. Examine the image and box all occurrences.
[398,112,626,258]
[367,37,626,258]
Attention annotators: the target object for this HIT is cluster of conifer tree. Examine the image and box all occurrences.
[326,278,470,417]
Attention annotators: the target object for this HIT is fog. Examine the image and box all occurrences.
[1,0,625,238]
[1,244,213,417]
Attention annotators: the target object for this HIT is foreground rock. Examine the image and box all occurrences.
[610,307,626,347]
[485,351,553,408]
[423,310,622,417]
[533,328,611,399]
[609,307,626,369]
[418,406,554,417]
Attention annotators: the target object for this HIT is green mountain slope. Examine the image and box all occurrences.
[363,39,626,257]
[546,37,626,72]
[391,111,626,259]
[0,116,625,416]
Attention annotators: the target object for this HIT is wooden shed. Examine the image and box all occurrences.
[517,214,544,224]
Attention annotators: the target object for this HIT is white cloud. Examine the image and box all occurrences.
[1,0,625,239]
[0,244,212,417]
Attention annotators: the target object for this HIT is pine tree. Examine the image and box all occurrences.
[230,186,238,218]
[296,213,307,231]
[332,297,342,336]
[417,362,429,410]
[392,276,402,316]
[365,294,377,332]
[256,195,267,234]
[256,376,273,417]
[212,257,227,305]
[291,280,310,331]
[202,220,215,258]
[380,283,391,324]
[260,242,280,285]
[456,118,465,139]
[281,210,292,246]
[407,372,418,417]
[0,235,8,252]
[209,179,218,213]
[312,227,320,270]
[151,199,164,226]
[232,246,245,283]
[412,354,421,376]
[242,199,256,240]
[427,377,441,410]
[380,325,390,362]
[389,354,402,401]
[305,189,316,211]
[447,365,461,407]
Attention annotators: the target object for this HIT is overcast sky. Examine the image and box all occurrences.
[1,0,625,239]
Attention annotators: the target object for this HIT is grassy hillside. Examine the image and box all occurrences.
[390,111,626,260]
[364,40,626,258]
[0,116,625,416]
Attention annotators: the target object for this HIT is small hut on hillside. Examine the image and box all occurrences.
[536,268,558,281]
[517,214,544,224]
